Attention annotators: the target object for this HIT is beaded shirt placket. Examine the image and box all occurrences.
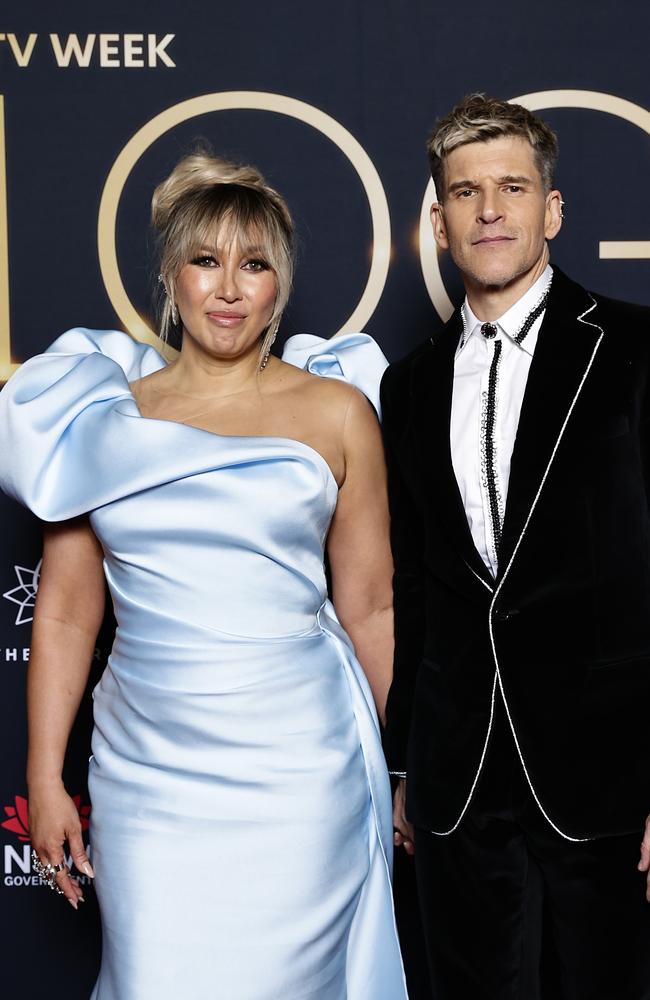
[475,286,551,571]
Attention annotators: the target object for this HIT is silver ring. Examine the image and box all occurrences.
[31,850,68,894]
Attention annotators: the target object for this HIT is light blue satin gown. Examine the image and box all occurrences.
[0,329,407,1000]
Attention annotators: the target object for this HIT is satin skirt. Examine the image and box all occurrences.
[88,606,406,999]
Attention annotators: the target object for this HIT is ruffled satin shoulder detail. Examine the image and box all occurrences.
[0,328,170,518]
[281,332,388,417]
[43,326,167,379]
[0,328,387,522]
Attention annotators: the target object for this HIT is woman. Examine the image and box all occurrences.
[0,153,407,998]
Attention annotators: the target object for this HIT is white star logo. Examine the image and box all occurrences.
[3,561,42,625]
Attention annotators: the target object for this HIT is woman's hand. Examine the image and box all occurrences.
[393,778,415,855]
[29,780,94,908]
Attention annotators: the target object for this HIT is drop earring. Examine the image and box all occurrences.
[259,323,278,372]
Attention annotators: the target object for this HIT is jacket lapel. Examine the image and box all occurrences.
[412,313,495,590]
[498,268,604,576]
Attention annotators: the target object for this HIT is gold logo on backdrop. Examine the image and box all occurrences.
[97,91,392,352]
[418,90,650,323]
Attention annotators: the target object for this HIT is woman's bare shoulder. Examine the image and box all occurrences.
[271,359,369,414]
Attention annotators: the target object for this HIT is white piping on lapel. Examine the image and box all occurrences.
[464,560,494,593]
[484,295,604,843]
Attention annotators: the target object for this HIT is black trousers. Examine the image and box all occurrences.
[414,696,650,1000]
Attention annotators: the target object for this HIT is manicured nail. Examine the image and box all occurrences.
[82,862,95,878]
[68,898,78,910]
[78,895,86,903]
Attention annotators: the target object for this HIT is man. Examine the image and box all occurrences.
[381,94,650,999]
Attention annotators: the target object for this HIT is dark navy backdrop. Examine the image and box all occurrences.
[1,1,649,996]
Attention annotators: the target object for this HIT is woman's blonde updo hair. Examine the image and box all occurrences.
[151,151,295,360]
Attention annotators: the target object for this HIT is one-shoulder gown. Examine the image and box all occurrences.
[0,329,407,1000]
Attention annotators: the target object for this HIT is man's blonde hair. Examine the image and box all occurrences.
[427,94,559,198]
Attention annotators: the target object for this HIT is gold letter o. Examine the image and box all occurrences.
[97,91,391,348]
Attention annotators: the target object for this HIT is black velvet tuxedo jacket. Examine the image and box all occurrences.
[381,267,650,840]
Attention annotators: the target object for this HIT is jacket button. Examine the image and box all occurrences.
[494,608,519,622]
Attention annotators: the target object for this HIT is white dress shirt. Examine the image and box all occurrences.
[450,265,553,577]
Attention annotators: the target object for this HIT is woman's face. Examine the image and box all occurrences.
[174,233,277,361]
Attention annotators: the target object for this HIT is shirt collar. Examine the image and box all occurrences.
[457,264,553,358]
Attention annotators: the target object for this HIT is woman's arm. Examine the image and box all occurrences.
[326,389,394,725]
[27,516,105,906]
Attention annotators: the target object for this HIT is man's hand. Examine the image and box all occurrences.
[393,778,415,855]
[638,813,650,901]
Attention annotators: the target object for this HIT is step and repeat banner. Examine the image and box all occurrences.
[1,1,649,996]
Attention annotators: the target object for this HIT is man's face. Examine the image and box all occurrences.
[430,135,562,292]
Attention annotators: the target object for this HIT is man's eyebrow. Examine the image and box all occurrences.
[446,174,534,194]
[447,179,478,193]
[497,174,534,185]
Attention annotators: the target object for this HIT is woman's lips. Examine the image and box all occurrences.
[207,312,247,327]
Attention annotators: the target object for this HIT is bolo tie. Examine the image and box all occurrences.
[479,288,550,558]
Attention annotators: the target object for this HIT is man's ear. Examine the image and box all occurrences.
[430,202,450,250]
[545,189,563,242]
